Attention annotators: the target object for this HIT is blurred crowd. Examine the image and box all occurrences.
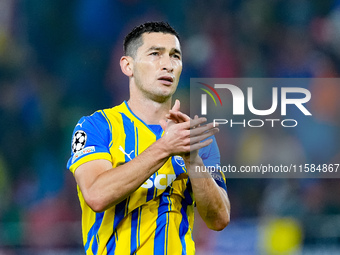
[1,0,340,252]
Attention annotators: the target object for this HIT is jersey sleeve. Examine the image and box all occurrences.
[66,111,112,174]
[199,135,227,192]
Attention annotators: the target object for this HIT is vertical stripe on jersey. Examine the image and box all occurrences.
[100,110,113,148]
[154,187,172,255]
[183,180,193,205]
[84,212,104,254]
[135,126,139,155]
[106,199,128,253]
[120,113,136,162]
[107,113,137,254]
[130,206,142,254]
[131,208,138,254]
[137,206,142,248]
[179,199,189,255]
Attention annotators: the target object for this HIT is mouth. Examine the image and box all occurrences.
[158,76,174,85]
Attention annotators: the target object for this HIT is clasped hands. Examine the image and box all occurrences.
[159,99,219,165]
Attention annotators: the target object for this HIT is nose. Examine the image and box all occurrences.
[160,55,174,73]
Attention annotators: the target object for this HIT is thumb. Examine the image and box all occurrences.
[159,119,167,131]
[172,99,180,112]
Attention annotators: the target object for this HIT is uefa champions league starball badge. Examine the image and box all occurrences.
[72,130,87,153]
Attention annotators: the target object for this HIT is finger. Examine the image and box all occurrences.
[167,111,181,123]
[166,111,187,124]
[178,111,190,122]
[191,115,200,129]
[190,129,219,145]
[189,117,207,129]
[169,110,190,123]
[184,138,214,152]
[190,122,217,136]
[167,111,191,125]
[172,99,180,112]
[174,117,207,130]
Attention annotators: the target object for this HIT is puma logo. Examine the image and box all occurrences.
[119,146,134,161]
[76,119,86,128]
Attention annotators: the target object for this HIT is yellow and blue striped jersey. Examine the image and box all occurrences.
[67,101,226,255]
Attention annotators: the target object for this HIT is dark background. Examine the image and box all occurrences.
[1,0,340,254]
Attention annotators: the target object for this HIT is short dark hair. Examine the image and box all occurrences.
[123,21,180,58]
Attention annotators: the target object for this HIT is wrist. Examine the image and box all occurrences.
[184,153,203,168]
[186,155,212,179]
[154,136,172,159]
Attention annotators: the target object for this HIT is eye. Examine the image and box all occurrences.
[150,52,159,56]
[172,54,181,60]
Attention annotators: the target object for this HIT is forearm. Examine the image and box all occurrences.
[76,138,170,212]
[187,157,230,231]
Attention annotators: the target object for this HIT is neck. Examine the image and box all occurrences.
[127,95,171,125]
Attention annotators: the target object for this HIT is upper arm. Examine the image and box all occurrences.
[67,113,113,173]
[74,159,113,195]
[66,113,115,210]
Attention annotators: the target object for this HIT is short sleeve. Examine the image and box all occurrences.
[66,112,112,174]
[199,135,227,192]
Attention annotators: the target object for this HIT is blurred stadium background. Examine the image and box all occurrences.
[1,0,340,254]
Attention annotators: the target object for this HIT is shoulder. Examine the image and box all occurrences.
[71,106,120,145]
[74,111,109,134]
[78,102,126,130]
[94,101,132,126]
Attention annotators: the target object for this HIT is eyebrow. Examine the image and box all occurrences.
[147,46,182,56]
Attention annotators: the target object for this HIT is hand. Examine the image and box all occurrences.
[167,100,190,123]
[159,100,219,159]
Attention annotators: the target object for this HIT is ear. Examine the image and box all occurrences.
[120,56,133,77]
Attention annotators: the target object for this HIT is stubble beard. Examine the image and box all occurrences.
[135,79,175,104]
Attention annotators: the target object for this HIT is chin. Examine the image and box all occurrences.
[150,93,173,103]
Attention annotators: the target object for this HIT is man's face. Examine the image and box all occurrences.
[131,32,182,102]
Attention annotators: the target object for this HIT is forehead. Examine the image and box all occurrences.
[139,32,181,52]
